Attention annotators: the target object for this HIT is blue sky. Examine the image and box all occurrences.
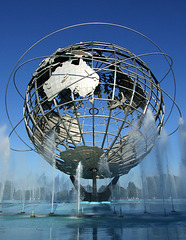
[0,0,186,182]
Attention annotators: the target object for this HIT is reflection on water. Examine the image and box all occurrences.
[1,214,186,240]
[0,201,186,240]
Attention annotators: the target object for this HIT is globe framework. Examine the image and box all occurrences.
[23,41,165,180]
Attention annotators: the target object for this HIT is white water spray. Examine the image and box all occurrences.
[0,126,10,207]
[179,117,186,165]
[76,162,82,216]
[160,129,177,211]
[45,131,56,214]
[178,117,186,198]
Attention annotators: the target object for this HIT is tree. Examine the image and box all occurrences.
[127,182,138,199]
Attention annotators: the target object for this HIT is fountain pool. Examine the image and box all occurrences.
[1,200,186,240]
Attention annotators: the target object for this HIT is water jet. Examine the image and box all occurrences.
[30,210,36,218]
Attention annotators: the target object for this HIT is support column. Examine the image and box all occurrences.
[91,168,98,201]
[70,174,120,202]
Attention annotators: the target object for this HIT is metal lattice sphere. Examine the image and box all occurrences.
[23,41,165,179]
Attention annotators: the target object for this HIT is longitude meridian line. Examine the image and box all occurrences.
[99,99,110,149]
[92,46,115,147]
[91,41,95,147]
[82,99,88,143]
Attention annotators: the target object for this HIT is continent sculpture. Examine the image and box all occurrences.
[23,41,165,201]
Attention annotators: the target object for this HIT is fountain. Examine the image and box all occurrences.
[0,119,182,217]
[140,164,148,213]
[178,118,186,199]
[0,119,186,240]
[0,125,10,212]
[30,210,36,218]
[76,162,83,217]
[179,118,186,167]
[19,181,26,214]
[160,130,177,212]
[44,131,57,215]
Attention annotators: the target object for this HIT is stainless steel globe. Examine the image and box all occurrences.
[23,41,165,179]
